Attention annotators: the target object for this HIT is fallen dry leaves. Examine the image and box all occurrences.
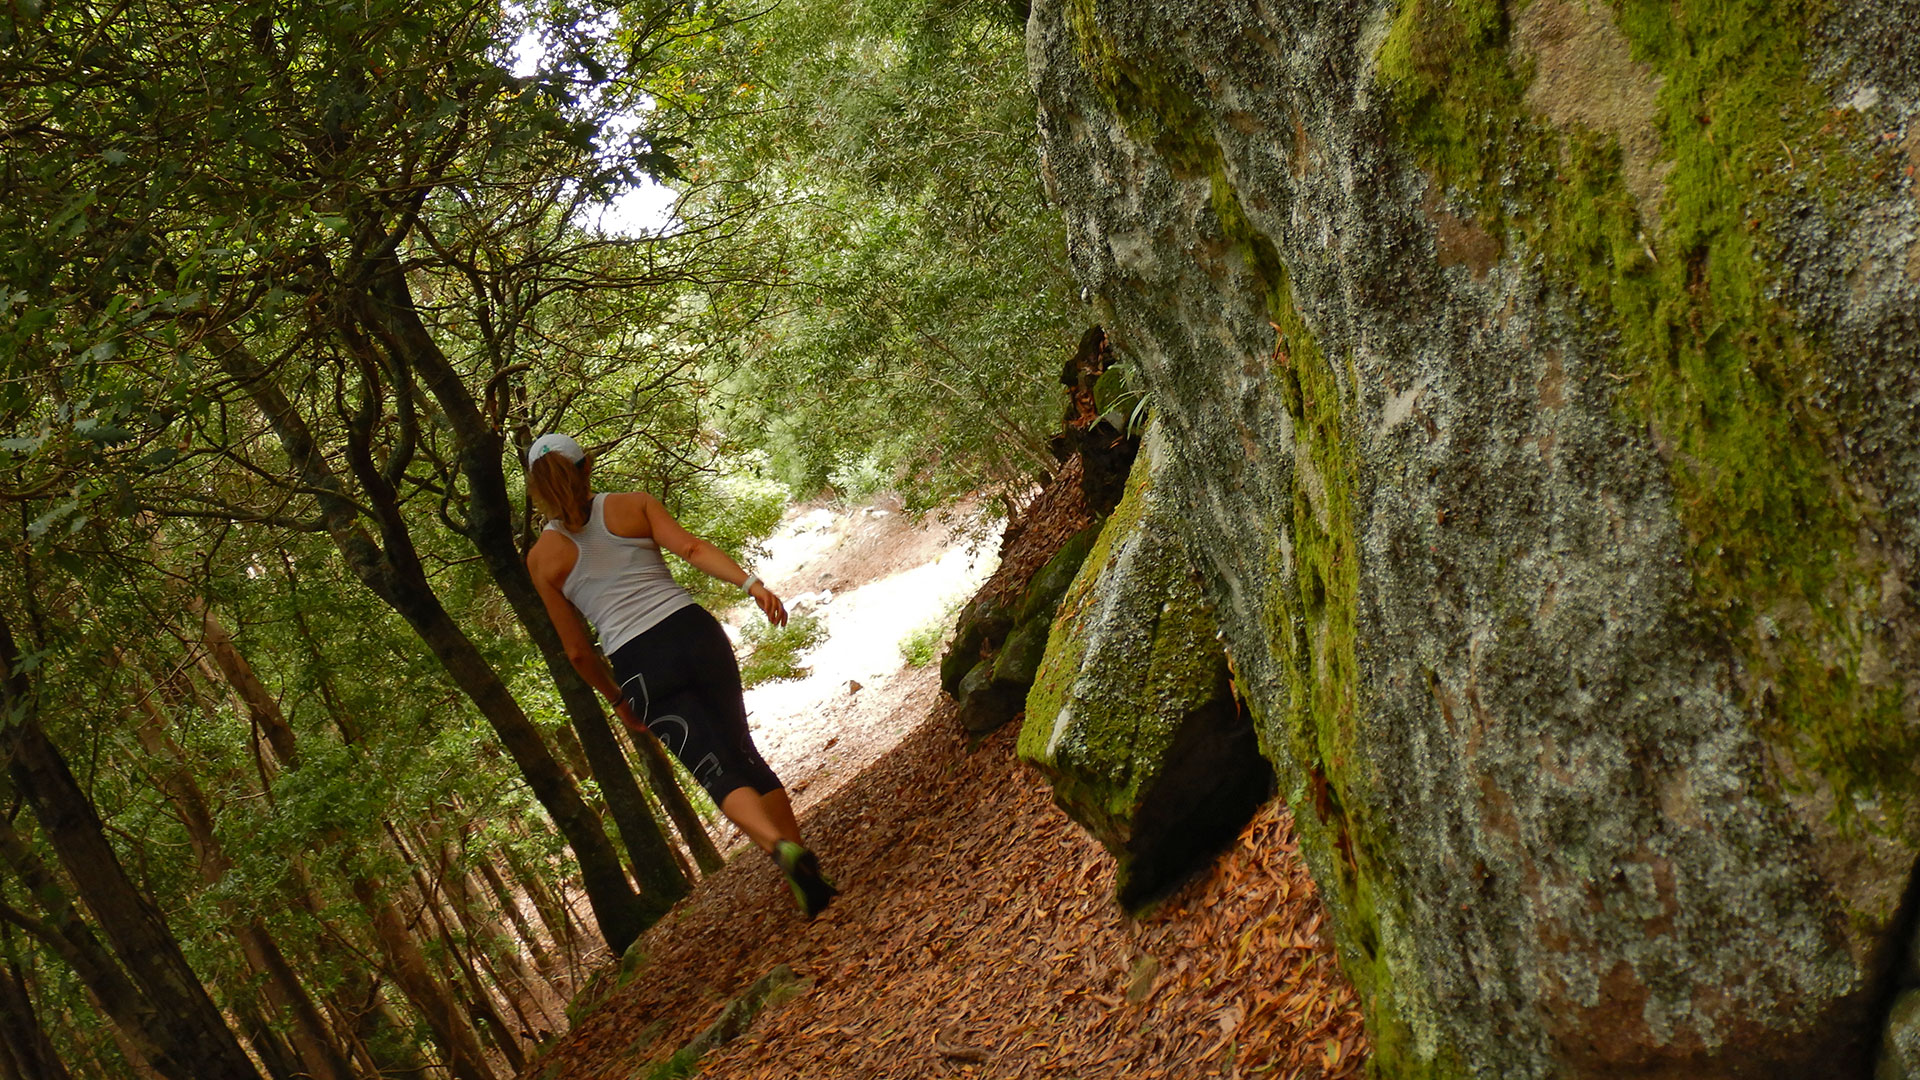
[526,694,1369,1080]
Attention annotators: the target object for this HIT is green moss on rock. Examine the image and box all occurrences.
[940,590,1017,695]
[1378,0,1918,821]
[1014,523,1103,627]
[1021,423,1270,909]
[993,617,1053,686]
[1036,0,1920,1073]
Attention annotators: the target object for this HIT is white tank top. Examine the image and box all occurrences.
[546,494,695,654]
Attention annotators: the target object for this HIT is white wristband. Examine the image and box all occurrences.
[741,573,761,593]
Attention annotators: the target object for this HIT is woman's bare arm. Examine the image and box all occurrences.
[527,539,631,706]
[633,492,788,626]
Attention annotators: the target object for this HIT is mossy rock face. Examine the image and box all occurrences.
[939,620,988,696]
[1032,0,1920,1074]
[955,654,1022,734]
[940,591,1018,695]
[993,617,1053,687]
[1020,424,1272,910]
[1013,523,1102,626]
[1881,990,1920,1080]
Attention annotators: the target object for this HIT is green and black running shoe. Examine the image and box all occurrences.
[772,840,838,919]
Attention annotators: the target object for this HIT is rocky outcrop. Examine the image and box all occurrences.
[950,522,1099,733]
[1030,0,1920,1075]
[1019,423,1271,909]
[942,454,1102,733]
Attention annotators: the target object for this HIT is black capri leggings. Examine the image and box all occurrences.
[607,604,782,804]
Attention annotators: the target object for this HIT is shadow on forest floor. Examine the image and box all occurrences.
[525,689,1370,1080]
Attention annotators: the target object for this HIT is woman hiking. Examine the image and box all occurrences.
[523,433,837,918]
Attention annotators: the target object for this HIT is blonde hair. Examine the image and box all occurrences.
[528,453,593,531]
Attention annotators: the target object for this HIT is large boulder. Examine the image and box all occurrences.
[1019,424,1271,909]
[1031,0,1920,1075]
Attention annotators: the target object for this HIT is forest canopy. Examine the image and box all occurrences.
[0,0,1071,1075]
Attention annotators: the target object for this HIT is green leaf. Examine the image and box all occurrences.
[26,500,77,539]
[73,419,132,443]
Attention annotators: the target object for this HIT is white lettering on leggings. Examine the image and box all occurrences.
[648,714,690,755]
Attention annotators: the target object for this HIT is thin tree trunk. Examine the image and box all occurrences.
[211,615,500,1080]
[328,968,429,1080]
[632,734,724,874]
[192,605,299,766]
[387,823,527,1073]
[347,872,499,1080]
[98,1022,167,1080]
[123,647,356,1080]
[435,830,564,1034]
[0,819,186,1080]
[0,616,262,1080]
[0,960,74,1080]
[500,841,586,981]
[476,852,568,997]
[211,328,646,954]
[234,1000,302,1080]
[364,270,698,910]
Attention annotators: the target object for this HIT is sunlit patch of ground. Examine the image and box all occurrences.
[715,497,1000,840]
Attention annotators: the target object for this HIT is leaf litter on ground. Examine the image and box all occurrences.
[527,690,1370,1080]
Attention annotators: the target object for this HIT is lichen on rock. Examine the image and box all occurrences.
[1028,0,1920,1073]
[1019,422,1271,910]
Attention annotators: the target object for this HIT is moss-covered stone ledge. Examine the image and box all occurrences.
[950,522,1103,734]
[1019,423,1272,910]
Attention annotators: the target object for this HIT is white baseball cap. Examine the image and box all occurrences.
[526,433,585,468]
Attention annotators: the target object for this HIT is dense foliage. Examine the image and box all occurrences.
[0,0,1068,1073]
[699,0,1079,505]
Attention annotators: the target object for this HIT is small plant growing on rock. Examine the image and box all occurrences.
[899,597,965,667]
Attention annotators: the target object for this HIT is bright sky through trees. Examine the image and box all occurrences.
[509,11,679,236]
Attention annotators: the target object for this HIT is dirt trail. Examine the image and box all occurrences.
[532,706,1368,1079]
[718,497,1000,837]
[525,498,1369,1079]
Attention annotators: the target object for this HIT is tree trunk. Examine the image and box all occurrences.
[211,328,646,954]
[500,839,590,979]
[123,645,357,1080]
[363,268,701,907]
[347,872,499,1080]
[0,616,262,1080]
[233,1000,302,1080]
[631,733,724,874]
[327,968,430,1080]
[387,823,527,1073]
[476,852,569,996]
[192,604,299,767]
[0,817,188,1080]
[0,960,74,1080]
[434,824,564,1033]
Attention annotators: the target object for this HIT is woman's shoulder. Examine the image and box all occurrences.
[600,490,658,538]
[526,528,577,576]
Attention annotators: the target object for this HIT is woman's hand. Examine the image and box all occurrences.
[613,698,647,734]
[749,582,788,627]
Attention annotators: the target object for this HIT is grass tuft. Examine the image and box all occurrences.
[738,613,827,688]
